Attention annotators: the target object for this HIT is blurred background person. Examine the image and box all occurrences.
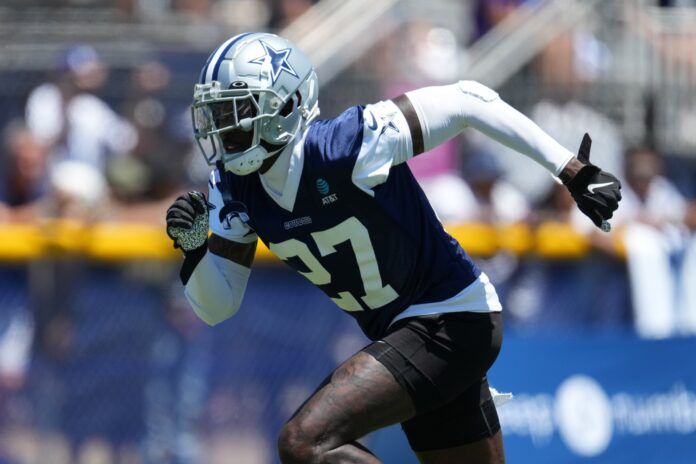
[458,148,530,224]
[112,61,187,203]
[608,146,695,338]
[389,21,468,223]
[45,160,109,222]
[472,28,623,206]
[0,121,50,221]
[471,0,536,41]
[268,0,315,29]
[25,44,137,174]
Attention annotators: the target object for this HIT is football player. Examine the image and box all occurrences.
[166,33,620,464]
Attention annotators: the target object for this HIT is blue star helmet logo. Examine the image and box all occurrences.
[249,41,299,84]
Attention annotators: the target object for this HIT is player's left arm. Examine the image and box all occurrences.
[166,187,257,326]
[392,81,621,228]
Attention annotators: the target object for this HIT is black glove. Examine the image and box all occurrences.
[563,134,622,229]
[166,192,209,252]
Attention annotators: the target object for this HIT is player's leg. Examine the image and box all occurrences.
[370,311,505,464]
[402,378,506,464]
[277,351,417,464]
[278,311,503,463]
[415,431,505,464]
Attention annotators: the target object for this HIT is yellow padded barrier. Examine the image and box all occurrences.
[86,223,180,260]
[0,224,44,261]
[445,222,535,256]
[535,222,590,258]
[0,221,623,262]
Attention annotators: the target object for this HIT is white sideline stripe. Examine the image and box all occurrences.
[205,36,237,83]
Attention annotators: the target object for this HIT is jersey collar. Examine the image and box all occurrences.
[258,130,307,212]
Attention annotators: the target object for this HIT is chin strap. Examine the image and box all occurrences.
[215,161,236,222]
[259,139,287,155]
[215,161,254,234]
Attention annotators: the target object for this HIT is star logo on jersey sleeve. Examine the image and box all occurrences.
[249,41,299,84]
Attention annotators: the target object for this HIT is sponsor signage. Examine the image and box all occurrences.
[371,333,696,463]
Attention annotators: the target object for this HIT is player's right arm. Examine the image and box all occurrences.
[352,81,620,229]
[165,172,257,326]
[400,81,621,228]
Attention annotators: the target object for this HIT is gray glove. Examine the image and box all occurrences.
[166,191,209,252]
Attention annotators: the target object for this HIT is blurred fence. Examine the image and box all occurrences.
[0,234,635,464]
[0,219,636,463]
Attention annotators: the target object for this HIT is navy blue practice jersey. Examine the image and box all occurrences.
[210,102,481,340]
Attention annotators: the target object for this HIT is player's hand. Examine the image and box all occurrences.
[166,191,209,251]
[562,133,622,229]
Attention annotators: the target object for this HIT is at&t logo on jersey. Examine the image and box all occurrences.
[316,178,338,205]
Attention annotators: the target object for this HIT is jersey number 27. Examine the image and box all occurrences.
[269,217,398,312]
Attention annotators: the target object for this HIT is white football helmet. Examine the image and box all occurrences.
[191,32,320,175]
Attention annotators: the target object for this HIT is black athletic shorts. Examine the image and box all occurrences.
[363,311,503,452]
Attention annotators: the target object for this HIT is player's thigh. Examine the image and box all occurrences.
[401,377,504,464]
[416,431,505,464]
[281,351,417,451]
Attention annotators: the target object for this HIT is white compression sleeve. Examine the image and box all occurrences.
[405,81,575,176]
[184,251,251,326]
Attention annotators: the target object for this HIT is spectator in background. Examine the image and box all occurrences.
[25,44,137,173]
[457,150,530,308]
[472,0,536,41]
[536,183,576,223]
[112,61,188,202]
[47,160,109,221]
[0,121,49,220]
[607,147,696,338]
[0,123,108,223]
[381,22,468,222]
[268,0,315,29]
[618,147,686,225]
[541,148,694,335]
[471,28,621,205]
[175,0,213,19]
[212,0,271,30]
[418,146,529,224]
[503,182,633,330]
[459,150,529,224]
